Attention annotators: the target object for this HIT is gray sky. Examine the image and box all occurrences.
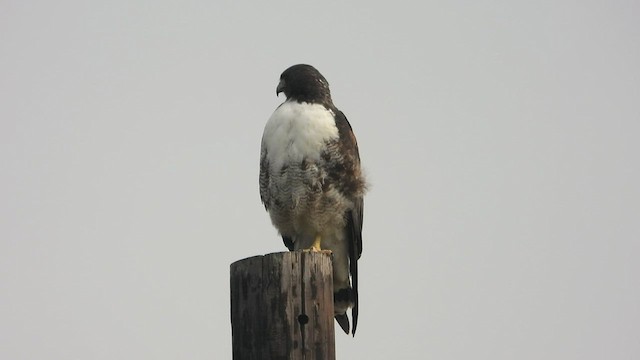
[2,1,639,359]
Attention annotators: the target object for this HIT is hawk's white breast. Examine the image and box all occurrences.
[262,101,339,171]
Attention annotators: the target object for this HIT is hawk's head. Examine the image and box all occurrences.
[276,64,332,105]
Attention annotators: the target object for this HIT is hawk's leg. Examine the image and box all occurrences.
[311,234,322,251]
[302,234,330,253]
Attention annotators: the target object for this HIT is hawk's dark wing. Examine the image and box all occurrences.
[333,109,365,335]
[347,197,363,334]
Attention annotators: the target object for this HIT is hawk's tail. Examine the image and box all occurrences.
[335,313,350,334]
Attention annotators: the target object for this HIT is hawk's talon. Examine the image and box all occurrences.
[301,248,333,255]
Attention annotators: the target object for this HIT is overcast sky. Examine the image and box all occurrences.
[1,1,639,359]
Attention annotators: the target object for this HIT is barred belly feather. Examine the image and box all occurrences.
[260,101,349,236]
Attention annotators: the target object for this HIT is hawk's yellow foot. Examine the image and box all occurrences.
[303,234,322,252]
[312,234,322,251]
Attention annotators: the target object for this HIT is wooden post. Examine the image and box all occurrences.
[230,251,336,360]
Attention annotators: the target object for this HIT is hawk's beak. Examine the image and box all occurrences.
[276,79,285,96]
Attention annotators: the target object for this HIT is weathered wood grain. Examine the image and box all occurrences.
[230,251,335,360]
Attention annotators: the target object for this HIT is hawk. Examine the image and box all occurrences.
[259,64,367,335]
